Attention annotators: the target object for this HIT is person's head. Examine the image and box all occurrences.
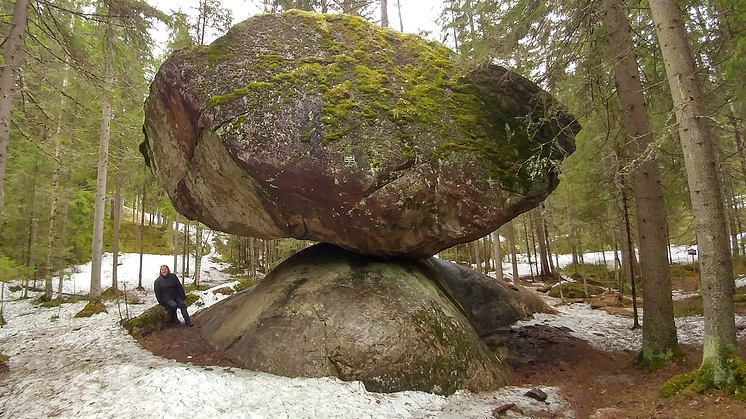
[160,265,170,276]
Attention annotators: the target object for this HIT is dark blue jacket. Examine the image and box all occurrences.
[154,273,186,305]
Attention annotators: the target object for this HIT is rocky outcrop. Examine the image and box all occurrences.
[424,258,556,336]
[194,243,511,395]
[142,11,580,258]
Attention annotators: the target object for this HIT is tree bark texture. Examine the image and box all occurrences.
[112,121,124,290]
[532,208,550,277]
[381,0,388,27]
[492,230,503,280]
[90,12,115,301]
[604,0,677,360]
[507,221,519,284]
[194,223,203,286]
[649,0,737,382]
[0,0,30,223]
[138,169,146,289]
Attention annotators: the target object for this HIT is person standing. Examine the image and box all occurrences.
[154,265,193,326]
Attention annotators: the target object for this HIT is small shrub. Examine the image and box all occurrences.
[212,286,235,296]
[75,301,108,318]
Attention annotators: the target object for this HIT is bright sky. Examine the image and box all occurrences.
[147,0,445,56]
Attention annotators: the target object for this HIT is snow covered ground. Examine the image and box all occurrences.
[0,246,743,419]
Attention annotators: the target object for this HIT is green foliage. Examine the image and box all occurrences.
[103,219,172,255]
[0,256,33,283]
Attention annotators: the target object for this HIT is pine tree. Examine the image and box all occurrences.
[649,0,745,392]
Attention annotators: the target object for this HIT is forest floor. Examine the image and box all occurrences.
[3,248,746,418]
[137,274,746,419]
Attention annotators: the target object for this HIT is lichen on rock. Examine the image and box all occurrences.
[142,10,580,258]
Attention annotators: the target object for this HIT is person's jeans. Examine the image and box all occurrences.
[164,296,192,325]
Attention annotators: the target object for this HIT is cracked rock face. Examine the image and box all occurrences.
[195,244,511,395]
[142,10,579,258]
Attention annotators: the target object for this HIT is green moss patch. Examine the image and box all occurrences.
[0,351,8,374]
[122,305,172,337]
[184,293,199,307]
[637,344,685,372]
[660,356,746,400]
[75,301,108,318]
[233,276,258,292]
[195,11,572,193]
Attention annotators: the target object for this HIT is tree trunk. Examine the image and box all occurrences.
[173,213,179,272]
[112,126,123,291]
[473,239,482,274]
[532,208,551,277]
[507,220,519,284]
[649,0,739,386]
[396,0,403,32]
[27,149,40,272]
[619,177,641,328]
[543,204,557,276]
[381,0,388,27]
[604,0,676,363]
[90,11,115,302]
[722,171,740,258]
[194,223,203,287]
[492,230,503,280]
[138,168,146,290]
[0,0,30,223]
[523,214,535,280]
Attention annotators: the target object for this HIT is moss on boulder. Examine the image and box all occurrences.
[142,11,579,259]
[196,243,511,395]
[122,305,172,337]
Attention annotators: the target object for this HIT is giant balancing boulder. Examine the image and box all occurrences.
[195,243,511,395]
[141,10,580,258]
